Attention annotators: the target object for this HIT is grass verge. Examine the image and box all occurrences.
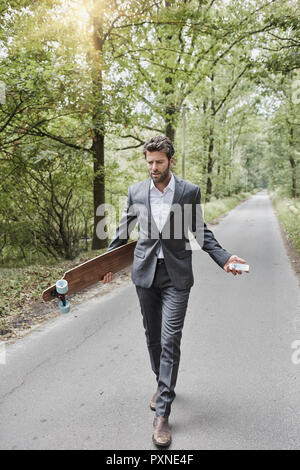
[203,190,258,223]
[269,190,300,256]
[0,249,105,338]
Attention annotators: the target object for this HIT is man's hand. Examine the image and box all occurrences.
[223,255,248,276]
[101,272,114,283]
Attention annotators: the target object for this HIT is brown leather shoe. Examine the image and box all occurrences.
[150,388,160,411]
[152,414,171,447]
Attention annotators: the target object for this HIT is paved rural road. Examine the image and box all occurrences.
[1,190,299,450]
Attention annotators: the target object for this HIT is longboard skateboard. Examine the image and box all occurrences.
[42,241,137,313]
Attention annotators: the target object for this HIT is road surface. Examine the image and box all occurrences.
[0,189,299,449]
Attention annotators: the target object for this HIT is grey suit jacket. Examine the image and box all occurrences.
[107,174,232,290]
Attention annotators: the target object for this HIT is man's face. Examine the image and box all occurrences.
[146,151,174,184]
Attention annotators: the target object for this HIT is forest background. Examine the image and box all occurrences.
[0,0,299,335]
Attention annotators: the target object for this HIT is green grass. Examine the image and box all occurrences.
[203,190,259,223]
[0,249,106,335]
[269,190,300,254]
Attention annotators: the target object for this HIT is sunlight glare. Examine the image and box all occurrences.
[69,0,90,30]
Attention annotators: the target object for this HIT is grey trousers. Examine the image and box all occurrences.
[135,260,190,417]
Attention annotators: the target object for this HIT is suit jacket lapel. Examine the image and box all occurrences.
[171,174,185,206]
[146,177,159,238]
[162,174,185,237]
[146,174,185,238]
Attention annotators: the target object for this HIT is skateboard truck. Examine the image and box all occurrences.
[42,241,137,311]
[53,279,70,313]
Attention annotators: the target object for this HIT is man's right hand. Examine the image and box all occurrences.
[101,272,114,283]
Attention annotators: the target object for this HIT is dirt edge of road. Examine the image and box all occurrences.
[1,267,132,344]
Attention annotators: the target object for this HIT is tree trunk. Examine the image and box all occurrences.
[205,73,215,202]
[91,1,107,250]
[201,99,208,189]
[92,130,106,249]
[163,1,176,142]
[205,127,214,202]
[165,106,176,141]
[164,69,176,141]
[289,126,297,198]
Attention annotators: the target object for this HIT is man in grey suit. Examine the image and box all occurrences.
[102,135,247,447]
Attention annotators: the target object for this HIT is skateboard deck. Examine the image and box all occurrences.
[42,241,137,311]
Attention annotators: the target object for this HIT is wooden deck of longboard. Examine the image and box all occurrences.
[42,241,137,302]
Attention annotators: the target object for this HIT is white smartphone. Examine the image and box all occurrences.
[229,263,250,272]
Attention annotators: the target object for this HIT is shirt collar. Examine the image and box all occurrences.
[150,172,175,193]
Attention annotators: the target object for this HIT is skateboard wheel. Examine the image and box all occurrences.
[59,300,70,314]
[56,279,68,294]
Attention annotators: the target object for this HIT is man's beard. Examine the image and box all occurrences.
[150,162,170,184]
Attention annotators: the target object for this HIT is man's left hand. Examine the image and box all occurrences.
[223,255,248,276]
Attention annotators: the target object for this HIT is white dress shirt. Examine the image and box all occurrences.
[150,172,175,259]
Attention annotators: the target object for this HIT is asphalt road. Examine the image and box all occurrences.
[0,189,299,450]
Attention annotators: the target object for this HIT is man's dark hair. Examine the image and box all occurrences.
[143,135,175,161]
